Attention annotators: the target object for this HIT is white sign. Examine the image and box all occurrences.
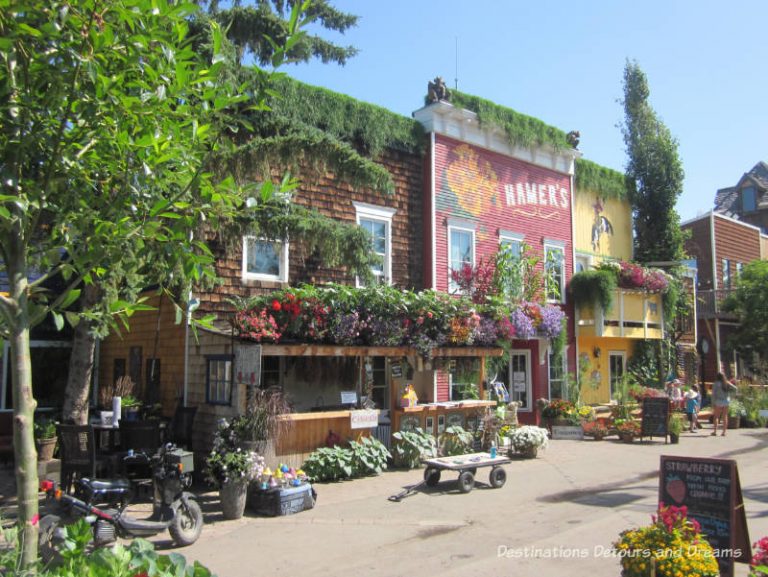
[350,410,379,430]
[340,391,357,405]
[512,372,526,392]
[236,344,262,386]
[551,426,584,440]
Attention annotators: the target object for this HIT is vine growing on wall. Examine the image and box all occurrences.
[574,158,629,201]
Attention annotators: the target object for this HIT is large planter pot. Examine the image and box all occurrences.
[669,433,680,444]
[521,446,538,459]
[220,480,249,520]
[619,432,635,443]
[36,437,57,461]
[728,415,741,429]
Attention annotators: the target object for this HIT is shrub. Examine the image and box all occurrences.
[392,428,437,469]
[349,436,391,477]
[438,426,474,456]
[508,426,549,453]
[302,446,353,482]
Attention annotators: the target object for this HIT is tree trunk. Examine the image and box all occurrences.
[6,243,39,568]
[62,284,101,425]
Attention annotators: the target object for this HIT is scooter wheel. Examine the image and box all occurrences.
[169,498,203,547]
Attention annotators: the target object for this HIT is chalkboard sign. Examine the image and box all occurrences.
[641,397,670,440]
[659,456,751,577]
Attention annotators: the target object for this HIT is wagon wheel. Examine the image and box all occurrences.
[489,466,507,489]
[424,467,441,487]
[457,470,475,493]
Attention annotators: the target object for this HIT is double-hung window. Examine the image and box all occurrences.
[206,355,233,405]
[448,221,475,293]
[354,202,395,286]
[742,186,757,213]
[544,240,566,303]
[242,237,288,282]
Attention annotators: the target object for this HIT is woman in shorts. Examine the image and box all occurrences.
[711,372,738,436]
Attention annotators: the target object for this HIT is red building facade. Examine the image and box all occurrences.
[415,103,578,423]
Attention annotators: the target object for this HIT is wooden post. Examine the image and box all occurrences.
[478,357,486,400]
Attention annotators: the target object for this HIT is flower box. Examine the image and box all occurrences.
[551,426,584,440]
[248,483,315,517]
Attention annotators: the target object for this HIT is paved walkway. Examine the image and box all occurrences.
[2,426,768,576]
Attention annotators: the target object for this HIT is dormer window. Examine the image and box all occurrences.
[742,186,757,213]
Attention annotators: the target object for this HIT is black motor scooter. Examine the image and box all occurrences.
[39,443,203,559]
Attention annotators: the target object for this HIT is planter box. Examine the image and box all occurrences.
[551,426,584,440]
[249,483,315,517]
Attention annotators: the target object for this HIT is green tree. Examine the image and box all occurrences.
[0,0,308,567]
[621,60,687,384]
[198,0,358,66]
[621,60,686,264]
[723,260,768,377]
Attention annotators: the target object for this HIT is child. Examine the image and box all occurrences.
[684,384,700,433]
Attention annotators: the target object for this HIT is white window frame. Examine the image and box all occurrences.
[544,239,566,303]
[447,221,476,294]
[508,350,532,411]
[548,350,567,400]
[499,230,525,260]
[574,253,592,274]
[242,236,289,282]
[609,351,625,401]
[353,202,396,287]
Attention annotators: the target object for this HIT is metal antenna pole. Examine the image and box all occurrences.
[454,37,459,90]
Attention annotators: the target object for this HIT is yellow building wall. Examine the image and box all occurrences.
[578,336,635,405]
[574,191,633,262]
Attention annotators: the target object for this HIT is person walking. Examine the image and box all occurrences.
[684,384,700,433]
[711,372,738,436]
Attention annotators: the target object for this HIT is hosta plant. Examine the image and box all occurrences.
[392,428,437,469]
[438,426,474,456]
[302,446,354,482]
[349,436,392,477]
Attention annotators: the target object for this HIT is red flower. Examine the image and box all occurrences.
[272,300,282,312]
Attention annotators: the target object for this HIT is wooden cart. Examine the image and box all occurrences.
[423,452,511,493]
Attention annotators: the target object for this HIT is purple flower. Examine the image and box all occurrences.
[330,311,362,345]
[368,317,408,346]
[472,317,499,346]
[510,309,535,340]
[538,305,566,339]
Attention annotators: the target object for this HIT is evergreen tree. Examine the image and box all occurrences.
[621,60,686,264]
[198,0,359,66]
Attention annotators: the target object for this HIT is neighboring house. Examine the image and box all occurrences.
[570,169,666,404]
[714,161,768,233]
[682,211,766,382]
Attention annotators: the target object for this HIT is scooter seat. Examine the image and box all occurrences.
[81,477,133,492]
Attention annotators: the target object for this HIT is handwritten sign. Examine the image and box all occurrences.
[641,397,670,440]
[350,410,379,430]
[659,456,751,577]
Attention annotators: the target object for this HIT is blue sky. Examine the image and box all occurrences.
[285,0,768,222]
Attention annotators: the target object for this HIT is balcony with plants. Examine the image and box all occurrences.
[569,260,670,339]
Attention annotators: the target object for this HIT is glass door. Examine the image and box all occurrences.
[609,351,625,401]
[508,350,531,411]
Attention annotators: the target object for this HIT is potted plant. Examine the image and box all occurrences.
[614,504,719,576]
[508,426,548,458]
[205,418,265,520]
[120,395,142,422]
[728,399,746,429]
[668,413,685,443]
[750,536,768,577]
[34,418,57,462]
[615,419,640,443]
[583,421,608,441]
[235,387,293,456]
